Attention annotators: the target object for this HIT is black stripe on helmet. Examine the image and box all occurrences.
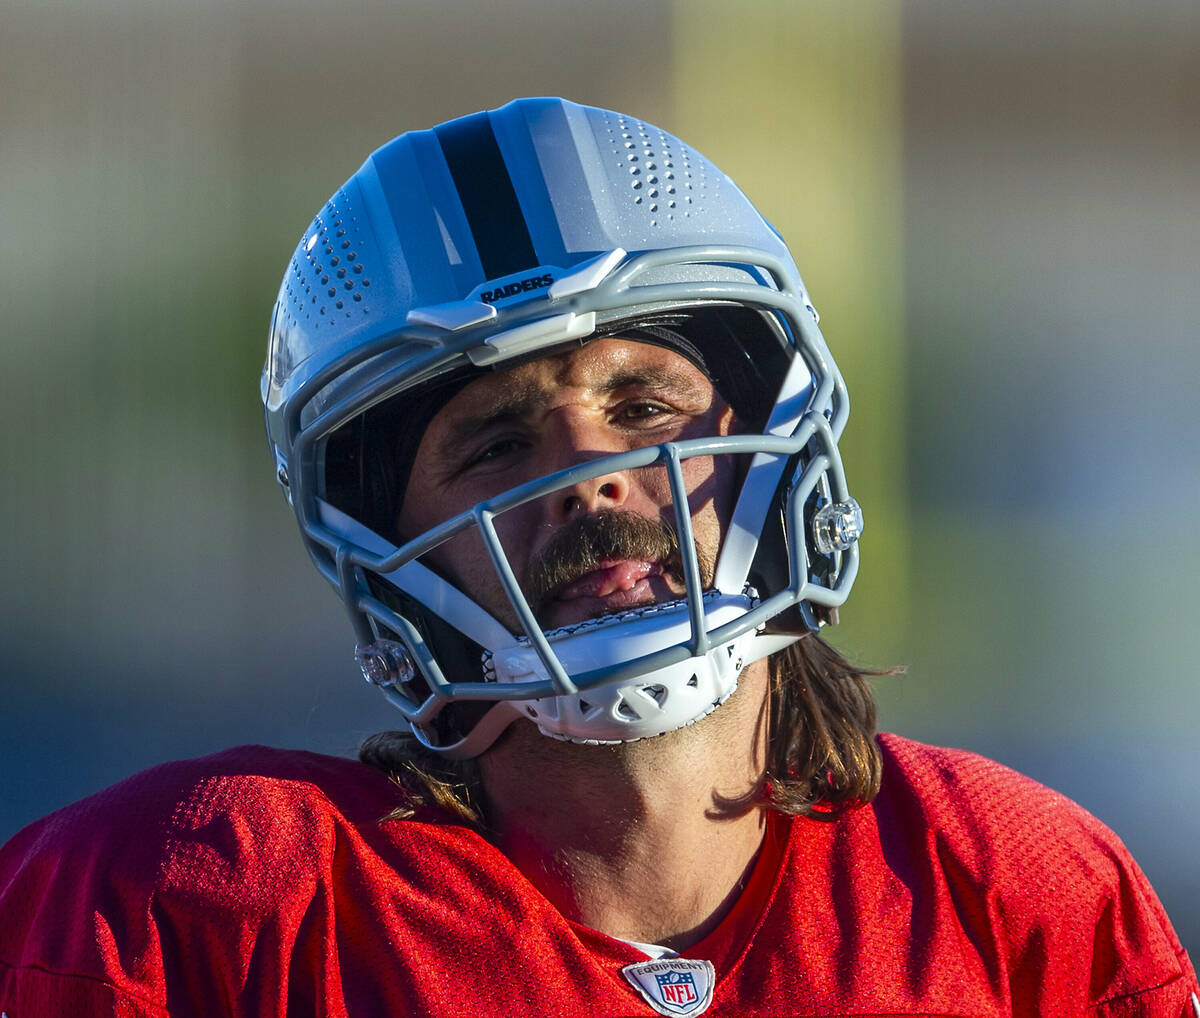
[434,111,539,281]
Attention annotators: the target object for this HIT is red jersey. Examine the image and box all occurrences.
[1,735,1195,1016]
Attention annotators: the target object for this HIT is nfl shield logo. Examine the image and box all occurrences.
[621,958,716,1017]
[655,970,699,1009]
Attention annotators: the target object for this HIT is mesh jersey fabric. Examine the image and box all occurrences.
[1,734,1195,1017]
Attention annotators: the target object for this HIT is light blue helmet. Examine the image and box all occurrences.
[263,98,862,758]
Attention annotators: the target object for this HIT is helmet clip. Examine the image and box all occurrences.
[812,498,864,555]
[354,639,417,689]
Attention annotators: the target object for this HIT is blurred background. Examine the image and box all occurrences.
[3,0,1196,954]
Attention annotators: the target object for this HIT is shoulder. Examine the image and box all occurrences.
[0,746,529,1012]
[0,746,410,1010]
[870,733,1145,902]
[3,745,397,876]
[874,732,1110,840]
[2,744,410,909]
[862,734,1197,1012]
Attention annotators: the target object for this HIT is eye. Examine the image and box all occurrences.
[462,435,526,471]
[616,400,672,423]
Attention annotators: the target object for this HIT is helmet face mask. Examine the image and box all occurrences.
[264,99,862,758]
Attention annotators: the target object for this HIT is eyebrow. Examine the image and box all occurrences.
[443,361,707,448]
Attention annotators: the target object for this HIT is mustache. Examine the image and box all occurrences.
[522,509,715,620]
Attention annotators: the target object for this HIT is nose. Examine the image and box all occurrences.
[540,412,633,524]
[552,469,630,523]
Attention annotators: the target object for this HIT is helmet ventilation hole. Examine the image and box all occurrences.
[282,190,372,330]
[602,112,713,228]
[642,684,668,707]
[616,699,641,721]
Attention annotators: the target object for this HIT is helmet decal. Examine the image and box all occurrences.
[432,110,540,279]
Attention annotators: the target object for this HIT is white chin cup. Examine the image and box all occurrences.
[486,595,765,744]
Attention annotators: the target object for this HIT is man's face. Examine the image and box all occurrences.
[396,338,740,632]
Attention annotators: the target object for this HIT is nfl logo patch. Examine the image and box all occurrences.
[621,958,716,1017]
[656,969,699,1007]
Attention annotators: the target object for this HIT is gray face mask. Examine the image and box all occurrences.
[322,306,787,543]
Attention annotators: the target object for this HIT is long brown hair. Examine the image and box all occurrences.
[359,633,886,826]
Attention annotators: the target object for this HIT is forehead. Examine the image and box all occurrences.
[434,337,716,425]
[489,336,707,392]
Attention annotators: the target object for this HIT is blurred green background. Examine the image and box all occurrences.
[3,0,1196,954]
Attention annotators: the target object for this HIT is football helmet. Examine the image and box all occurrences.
[262,98,862,758]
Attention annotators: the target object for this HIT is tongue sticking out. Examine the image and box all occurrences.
[556,560,661,601]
